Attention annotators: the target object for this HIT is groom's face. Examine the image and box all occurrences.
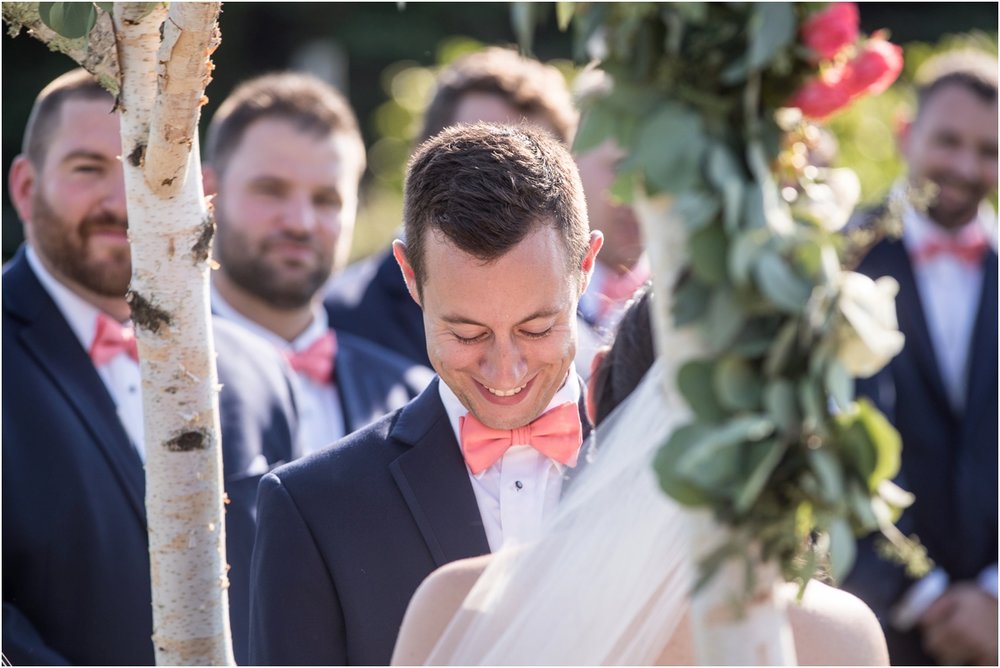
[400,223,595,430]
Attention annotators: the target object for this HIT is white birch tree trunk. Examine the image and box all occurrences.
[633,192,798,666]
[112,3,232,664]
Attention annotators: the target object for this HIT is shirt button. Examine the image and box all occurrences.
[515,480,524,490]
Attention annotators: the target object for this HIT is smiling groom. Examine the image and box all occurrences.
[249,123,603,665]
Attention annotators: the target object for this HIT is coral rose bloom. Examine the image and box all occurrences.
[801,2,860,61]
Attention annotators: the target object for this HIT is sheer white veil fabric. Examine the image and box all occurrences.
[425,358,696,665]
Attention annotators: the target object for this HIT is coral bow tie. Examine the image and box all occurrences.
[89,313,139,366]
[459,402,582,475]
[912,234,989,266]
[285,331,336,384]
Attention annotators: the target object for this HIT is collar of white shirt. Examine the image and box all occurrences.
[438,366,582,478]
[210,283,330,352]
[26,245,120,353]
[901,196,998,255]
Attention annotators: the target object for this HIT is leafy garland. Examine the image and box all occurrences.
[551,2,929,595]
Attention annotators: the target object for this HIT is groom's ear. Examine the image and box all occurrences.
[579,230,604,295]
[392,239,422,307]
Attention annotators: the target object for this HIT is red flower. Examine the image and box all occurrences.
[801,2,860,61]
[787,66,854,119]
[844,38,904,96]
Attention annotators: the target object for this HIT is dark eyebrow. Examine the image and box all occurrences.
[441,307,562,328]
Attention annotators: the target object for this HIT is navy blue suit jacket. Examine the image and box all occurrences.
[324,249,430,367]
[841,234,998,664]
[249,377,592,665]
[2,248,299,665]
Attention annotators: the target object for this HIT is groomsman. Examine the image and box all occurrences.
[842,49,997,666]
[203,72,433,456]
[324,47,584,369]
[3,68,298,665]
[250,123,603,664]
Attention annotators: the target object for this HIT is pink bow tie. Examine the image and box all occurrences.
[459,402,582,475]
[284,331,336,384]
[89,313,139,366]
[912,233,989,266]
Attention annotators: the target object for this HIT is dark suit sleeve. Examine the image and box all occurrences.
[3,603,71,665]
[250,473,346,665]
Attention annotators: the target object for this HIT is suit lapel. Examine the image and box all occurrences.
[871,240,953,413]
[389,378,490,566]
[962,250,998,429]
[5,251,146,522]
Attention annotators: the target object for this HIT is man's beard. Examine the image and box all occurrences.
[214,218,332,310]
[31,192,132,297]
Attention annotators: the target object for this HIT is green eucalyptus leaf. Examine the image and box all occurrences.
[729,229,767,288]
[574,102,617,154]
[704,289,745,352]
[859,399,902,487]
[674,190,721,232]
[735,438,787,514]
[799,378,826,434]
[672,2,708,23]
[747,3,796,72]
[706,144,745,232]
[827,517,857,583]
[764,379,799,433]
[555,1,575,31]
[825,359,853,413]
[655,424,715,506]
[714,354,762,412]
[510,2,536,54]
[95,2,114,14]
[689,224,729,285]
[807,448,844,506]
[635,103,704,194]
[677,360,727,422]
[847,479,880,533]
[754,251,811,313]
[38,1,97,39]
[764,319,798,377]
[742,183,768,230]
[670,416,775,500]
[672,274,711,326]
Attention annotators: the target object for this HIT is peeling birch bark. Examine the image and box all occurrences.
[112,3,232,665]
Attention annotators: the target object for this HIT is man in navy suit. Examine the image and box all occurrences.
[250,123,604,664]
[842,50,997,666]
[2,69,298,665]
[323,47,581,369]
[203,73,433,457]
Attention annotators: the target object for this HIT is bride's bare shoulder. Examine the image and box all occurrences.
[391,555,494,665]
[785,579,889,666]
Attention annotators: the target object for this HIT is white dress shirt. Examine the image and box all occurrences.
[27,247,146,459]
[212,287,345,454]
[439,368,583,552]
[901,204,995,411]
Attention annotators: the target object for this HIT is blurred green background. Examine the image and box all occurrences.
[3,2,997,265]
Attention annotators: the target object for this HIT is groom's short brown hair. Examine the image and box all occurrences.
[402,122,589,294]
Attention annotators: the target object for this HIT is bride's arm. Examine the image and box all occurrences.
[391,554,493,665]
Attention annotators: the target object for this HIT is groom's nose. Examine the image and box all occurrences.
[481,336,528,389]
